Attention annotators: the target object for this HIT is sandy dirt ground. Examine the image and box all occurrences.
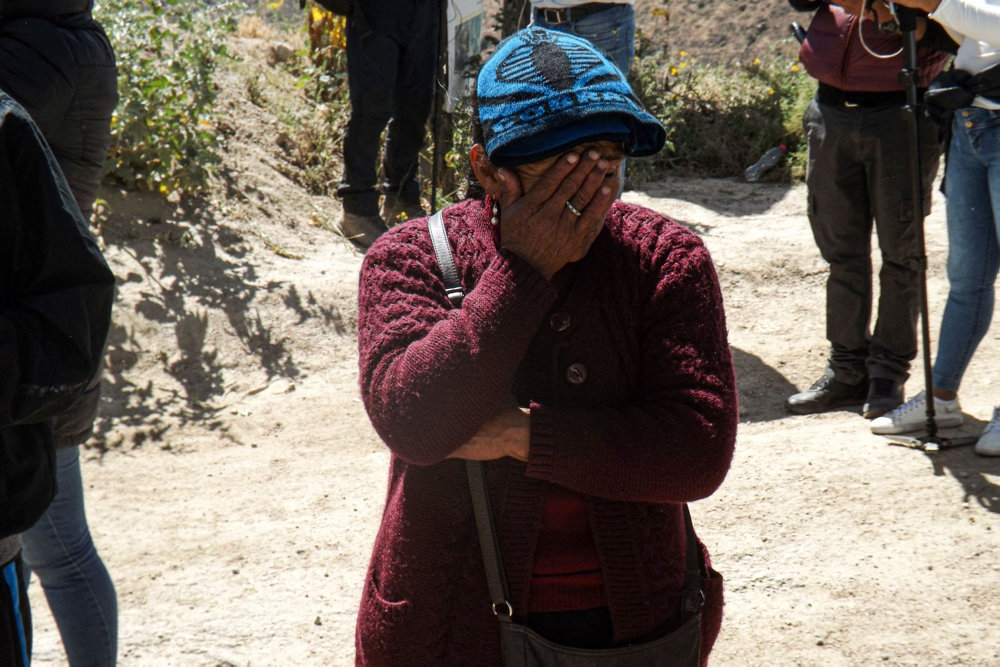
[24,25,1000,667]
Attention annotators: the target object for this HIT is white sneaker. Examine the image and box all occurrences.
[975,408,1000,456]
[870,391,963,435]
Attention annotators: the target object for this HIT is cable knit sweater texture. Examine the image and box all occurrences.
[355,197,738,665]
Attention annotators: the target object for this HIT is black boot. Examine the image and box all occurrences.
[862,378,903,419]
[786,370,867,415]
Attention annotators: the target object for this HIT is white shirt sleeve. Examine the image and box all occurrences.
[931,0,1000,45]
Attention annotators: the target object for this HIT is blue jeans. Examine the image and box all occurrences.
[933,107,1000,393]
[530,3,635,76]
[21,446,117,666]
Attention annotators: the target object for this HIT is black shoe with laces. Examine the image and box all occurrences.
[862,378,904,419]
[786,371,868,415]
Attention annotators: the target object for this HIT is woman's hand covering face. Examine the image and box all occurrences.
[495,141,623,281]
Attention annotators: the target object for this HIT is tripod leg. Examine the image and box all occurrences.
[897,14,942,444]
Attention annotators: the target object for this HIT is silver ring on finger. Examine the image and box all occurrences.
[565,200,582,217]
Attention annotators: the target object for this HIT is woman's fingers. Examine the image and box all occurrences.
[564,183,611,257]
[560,152,613,242]
[576,184,614,236]
[517,149,603,218]
[509,152,583,212]
[546,150,604,217]
[566,155,611,215]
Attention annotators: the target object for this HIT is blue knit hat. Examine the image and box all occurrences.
[476,27,665,167]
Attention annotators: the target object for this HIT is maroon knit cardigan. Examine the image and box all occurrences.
[355,198,738,665]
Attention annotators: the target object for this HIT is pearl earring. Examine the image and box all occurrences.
[490,201,499,226]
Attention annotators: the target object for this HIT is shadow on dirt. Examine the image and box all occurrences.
[91,188,349,452]
[629,178,797,218]
[732,347,799,423]
[876,416,1000,514]
[920,423,1000,515]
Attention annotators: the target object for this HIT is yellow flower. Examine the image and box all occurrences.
[679,50,687,57]
[670,66,678,76]
[792,64,800,72]
[159,184,169,195]
[768,87,775,95]
[652,8,666,16]
[679,62,687,69]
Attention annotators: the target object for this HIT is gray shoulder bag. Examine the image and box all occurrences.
[428,210,705,666]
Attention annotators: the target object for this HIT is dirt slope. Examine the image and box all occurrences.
[635,0,805,64]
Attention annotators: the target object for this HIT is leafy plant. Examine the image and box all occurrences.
[628,32,814,185]
[98,0,243,196]
[271,4,351,195]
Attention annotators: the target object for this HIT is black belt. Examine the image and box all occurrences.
[537,2,615,25]
[817,83,925,109]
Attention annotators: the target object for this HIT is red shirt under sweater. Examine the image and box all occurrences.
[530,485,606,613]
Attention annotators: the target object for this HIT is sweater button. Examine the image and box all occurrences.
[565,363,587,384]
[965,120,974,128]
[550,312,572,332]
[961,109,971,117]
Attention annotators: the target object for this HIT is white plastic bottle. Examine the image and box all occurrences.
[744,144,787,182]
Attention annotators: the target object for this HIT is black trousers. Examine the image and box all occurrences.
[1,554,31,667]
[804,96,942,385]
[337,0,440,215]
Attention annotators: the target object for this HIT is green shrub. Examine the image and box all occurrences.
[628,33,815,185]
[278,7,351,195]
[98,0,243,196]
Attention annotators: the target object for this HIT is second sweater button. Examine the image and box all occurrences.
[565,363,587,384]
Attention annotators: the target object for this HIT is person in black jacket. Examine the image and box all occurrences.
[0,1,120,663]
[0,89,115,667]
